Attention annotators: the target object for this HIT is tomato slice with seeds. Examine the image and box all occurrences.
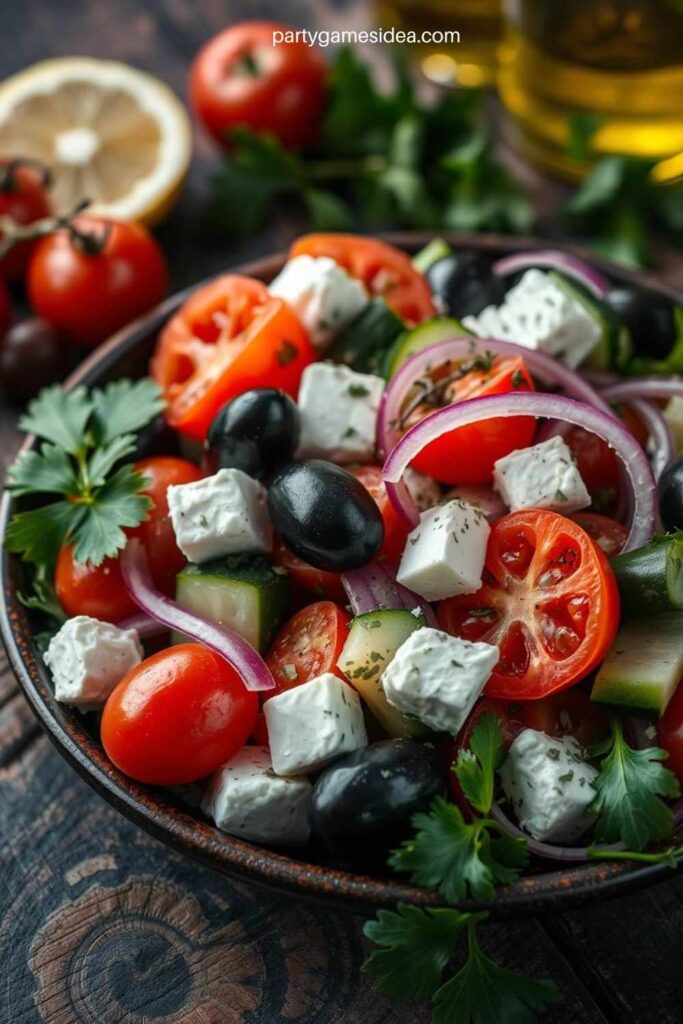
[437,509,620,700]
[265,601,351,697]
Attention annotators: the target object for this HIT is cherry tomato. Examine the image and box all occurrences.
[349,465,408,563]
[55,544,138,623]
[290,234,436,325]
[265,601,351,696]
[0,160,52,280]
[660,684,683,782]
[272,536,346,604]
[101,643,257,785]
[406,354,536,485]
[28,217,167,349]
[190,22,326,150]
[438,509,620,700]
[571,512,628,557]
[564,426,621,516]
[151,275,314,442]
[0,279,10,336]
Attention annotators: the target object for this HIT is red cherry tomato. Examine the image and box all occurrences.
[564,426,621,516]
[272,535,346,604]
[0,279,11,336]
[406,354,536,485]
[101,643,257,785]
[55,544,138,623]
[28,217,167,349]
[571,512,628,557]
[190,22,326,150]
[659,684,683,782]
[438,510,620,700]
[290,234,436,325]
[151,274,314,442]
[349,465,409,563]
[0,160,52,280]
[265,601,351,696]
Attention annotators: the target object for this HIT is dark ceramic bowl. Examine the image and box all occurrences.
[2,234,681,917]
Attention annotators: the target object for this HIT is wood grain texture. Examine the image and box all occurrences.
[0,1,682,1022]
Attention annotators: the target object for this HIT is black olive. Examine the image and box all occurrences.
[658,455,683,531]
[268,460,384,571]
[206,388,300,481]
[132,413,180,460]
[0,319,67,400]
[310,739,446,864]
[425,252,505,319]
[605,287,677,360]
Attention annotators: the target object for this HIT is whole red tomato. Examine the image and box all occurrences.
[0,160,52,280]
[190,22,326,150]
[28,217,167,349]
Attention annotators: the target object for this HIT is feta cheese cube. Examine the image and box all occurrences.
[202,746,311,846]
[396,499,489,602]
[499,729,598,842]
[493,436,590,515]
[296,362,384,464]
[264,672,367,776]
[168,468,272,564]
[269,255,369,349]
[382,626,499,735]
[463,269,601,368]
[44,615,142,708]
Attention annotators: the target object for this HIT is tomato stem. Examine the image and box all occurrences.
[0,198,109,260]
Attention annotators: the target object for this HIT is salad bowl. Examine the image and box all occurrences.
[2,232,682,917]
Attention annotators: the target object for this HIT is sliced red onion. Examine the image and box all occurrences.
[120,540,275,692]
[492,250,610,298]
[628,398,674,480]
[377,336,611,458]
[382,392,656,551]
[489,803,624,861]
[601,378,683,404]
[116,612,166,639]
[342,561,438,626]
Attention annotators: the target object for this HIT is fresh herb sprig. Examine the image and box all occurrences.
[5,379,165,569]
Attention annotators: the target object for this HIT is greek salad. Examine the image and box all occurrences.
[7,232,683,873]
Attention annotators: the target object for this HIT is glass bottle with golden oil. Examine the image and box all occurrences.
[498,0,683,181]
[375,0,502,86]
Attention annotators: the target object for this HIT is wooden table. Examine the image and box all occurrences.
[2,2,683,1022]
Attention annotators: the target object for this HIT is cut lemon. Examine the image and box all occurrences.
[0,58,192,226]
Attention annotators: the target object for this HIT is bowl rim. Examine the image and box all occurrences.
[2,231,681,916]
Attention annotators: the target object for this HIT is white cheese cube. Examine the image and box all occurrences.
[499,729,598,842]
[493,436,590,515]
[201,746,311,846]
[44,615,142,708]
[168,468,272,564]
[264,672,367,776]
[463,269,601,368]
[269,255,369,349]
[296,362,384,464]
[396,499,489,602]
[382,626,499,735]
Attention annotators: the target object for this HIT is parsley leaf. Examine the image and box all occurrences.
[5,501,85,567]
[454,712,505,815]
[67,465,153,567]
[91,378,165,444]
[18,572,67,625]
[7,444,78,497]
[590,717,680,850]
[20,385,93,454]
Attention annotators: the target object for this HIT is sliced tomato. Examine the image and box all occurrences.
[349,464,409,563]
[265,601,351,696]
[437,509,620,700]
[272,536,346,603]
[571,512,628,557]
[151,275,314,441]
[406,354,536,485]
[564,426,620,516]
[290,234,436,325]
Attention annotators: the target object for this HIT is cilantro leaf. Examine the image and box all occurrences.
[91,378,165,444]
[68,465,152,567]
[454,713,505,815]
[362,904,467,1001]
[590,718,680,850]
[6,444,78,497]
[19,386,93,454]
[5,501,84,567]
[432,924,561,1024]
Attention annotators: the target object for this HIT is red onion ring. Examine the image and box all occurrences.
[600,378,683,403]
[627,398,674,480]
[342,561,438,626]
[120,540,275,692]
[382,392,656,551]
[492,250,610,298]
[377,336,612,457]
[116,612,166,639]
[489,803,625,862]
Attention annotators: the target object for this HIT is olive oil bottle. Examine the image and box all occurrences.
[498,0,683,180]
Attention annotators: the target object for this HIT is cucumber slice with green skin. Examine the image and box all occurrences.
[328,299,405,374]
[175,555,289,652]
[591,613,683,716]
[337,608,427,739]
[384,316,471,379]
[611,532,683,617]
[548,271,631,371]
[412,238,452,274]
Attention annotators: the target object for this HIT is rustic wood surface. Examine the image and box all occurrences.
[1,2,683,1022]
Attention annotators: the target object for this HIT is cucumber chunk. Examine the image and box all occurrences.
[591,613,683,716]
[384,316,471,378]
[175,555,289,652]
[328,299,405,374]
[611,532,683,617]
[412,238,452,274]
[337,608,427,738]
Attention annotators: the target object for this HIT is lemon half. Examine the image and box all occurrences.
[0,58,192,225]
